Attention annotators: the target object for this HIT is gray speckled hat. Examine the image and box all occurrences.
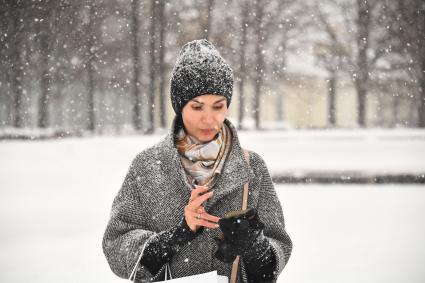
[170,39,234,115]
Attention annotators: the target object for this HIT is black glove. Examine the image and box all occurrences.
[140,217,203,275]
[214,208,264,263]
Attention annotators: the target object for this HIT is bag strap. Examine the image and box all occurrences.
[241,149,250,211]
[129,236,173,282]
[230,149,250,283]
[164,263,173,280]
[129,240,149,282]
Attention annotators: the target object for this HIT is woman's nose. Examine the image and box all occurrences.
[201,113,215,125]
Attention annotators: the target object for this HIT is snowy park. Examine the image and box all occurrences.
[1,127,425,283]
[2,0,425,282]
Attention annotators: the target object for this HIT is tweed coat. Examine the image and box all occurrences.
[102,116,292,282]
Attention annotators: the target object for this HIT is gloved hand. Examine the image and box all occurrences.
[214,208,264,263]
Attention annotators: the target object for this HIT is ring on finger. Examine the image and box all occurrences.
[196,213,201,219]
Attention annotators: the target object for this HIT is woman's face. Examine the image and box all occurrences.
[181,94,228,143]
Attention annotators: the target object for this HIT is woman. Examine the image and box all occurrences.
[102,39,292,282]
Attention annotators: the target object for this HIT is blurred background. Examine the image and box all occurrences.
[1,0,424,133]
[0,0,424,282]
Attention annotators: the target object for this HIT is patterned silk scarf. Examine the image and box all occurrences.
[175,122,232,189]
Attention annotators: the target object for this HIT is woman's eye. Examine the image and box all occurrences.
[191,105,223,111]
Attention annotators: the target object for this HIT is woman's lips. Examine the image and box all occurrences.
[200,129,214,135]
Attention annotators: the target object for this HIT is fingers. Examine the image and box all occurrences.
[196,207,220,223]
[191,212,220,229]
[195,207,220,223]
[189,186,209,202]
[196,219,219,229]
[185,208,220,229]
[199,211,221,224]
[196,206,205,214]
[188,191,213,208]
[185,186,219,230]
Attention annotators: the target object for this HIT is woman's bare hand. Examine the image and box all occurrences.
[184,185,220,232]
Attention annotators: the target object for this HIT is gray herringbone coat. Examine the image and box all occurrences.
[102,117,292,282]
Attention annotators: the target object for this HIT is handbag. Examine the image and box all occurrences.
[128,150,250,283]
[129,256,226,283]
[157,270,228,283]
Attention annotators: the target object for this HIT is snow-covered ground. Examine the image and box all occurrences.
[238,128,425,176]
[1,129,424,282]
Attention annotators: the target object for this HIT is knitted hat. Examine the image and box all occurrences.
[170,39,234,115]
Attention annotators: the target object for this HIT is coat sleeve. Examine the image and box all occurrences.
[102,154,202,282]
[102,157,159,281]
[251,152,293,281]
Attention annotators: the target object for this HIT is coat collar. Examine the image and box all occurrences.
[159,115,253,211]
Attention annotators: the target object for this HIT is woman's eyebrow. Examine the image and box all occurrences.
[192,99,203,104]
[192,98,226,104]
[213,98,226,104]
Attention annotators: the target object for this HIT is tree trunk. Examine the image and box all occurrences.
[328,74,337,127]
[38,7,55,129]
[131,0,143,131]
[253,0,264,130]
[419,68,425,127]
[238,1,248,130]
[355,0,371,128]
[2,72,11,126]
[276,33,288,125]
[203,0,214,40]
[10,8,24,128]
[354,77,367,127]
[51,7,64,130]
[158,0,167,129]
[394,0,425,127]
[418,8,425,127]
[38,33,51,128]
[86,2,96,132]
[146,0,157,134]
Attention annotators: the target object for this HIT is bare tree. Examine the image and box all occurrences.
[318,0,392,127]
[47,1,74,129]
[131,0,143,131]
[314,4,350,127]
[237,0,250,130]
[390,0,425,127]
[269,0,309,125]
[202,0,214,40]
[252,0,266,130]
[146,0,158,134]
[3,1,25,128]
[86,1,97,132]
[2,0,420,134]
[353,0,373,127]
[249,0,307,129]
[36,0,57,128]
[157,0,167,129]
[0,4,10,126]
